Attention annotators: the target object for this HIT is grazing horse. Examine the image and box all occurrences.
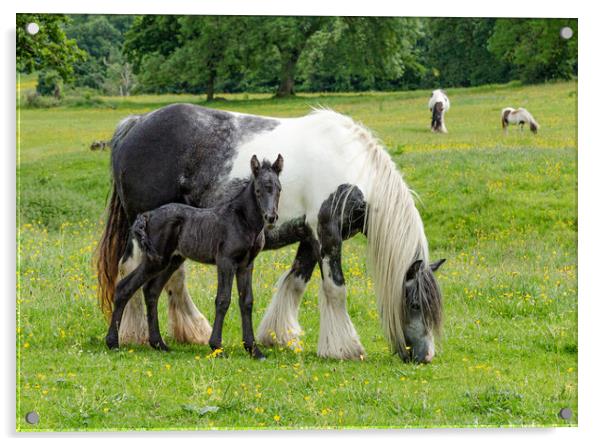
[105,155,283,359]
[428,89,450,133]
[501,107,539,134]
[97,104,445,363]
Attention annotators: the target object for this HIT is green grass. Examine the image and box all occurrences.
[16,81,577,430]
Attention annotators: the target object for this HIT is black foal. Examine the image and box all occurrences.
[105,154,284,359]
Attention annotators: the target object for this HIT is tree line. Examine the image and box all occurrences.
[17,14,577,101]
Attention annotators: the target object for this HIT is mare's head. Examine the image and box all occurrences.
[402,258,446,363]
[431,102,444,132]
[250,154,284,229]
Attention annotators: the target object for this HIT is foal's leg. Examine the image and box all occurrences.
[106,263,157,349]
[142,256,185,351]
[236,263,265,359]
[208,259,236,353]
[257,238,318,349]
[165,263,212,344]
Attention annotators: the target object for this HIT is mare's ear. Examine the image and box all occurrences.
[250,155,260,177]
[430,258,446,273]
[272,154,284,175]
[406,259,423,281]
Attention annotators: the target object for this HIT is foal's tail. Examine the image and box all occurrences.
[96,184,130,321]
[131,214,161,263]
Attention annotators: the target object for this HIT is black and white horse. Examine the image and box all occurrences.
[105,155,283,360]
[428,89,450,133]
[97,104,445,363]
[501,107,540,134]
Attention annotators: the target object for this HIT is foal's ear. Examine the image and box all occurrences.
[272,154,284,175]
[406,259,423,281]
[250,155,260,177]
[430,258,446,273]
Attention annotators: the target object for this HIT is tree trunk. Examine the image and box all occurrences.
[275,51,299,98]
[206,69,216,101]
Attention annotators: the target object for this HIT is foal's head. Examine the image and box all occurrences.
[250,154,284,229]
[402,258,445,363]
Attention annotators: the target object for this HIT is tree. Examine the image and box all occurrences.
[123,15,183,73]
[297,17,425,92]
[248,17,332,97]
[17,14,86,81]
[488,19,577,83]
[36,70,63,98]
[425,18,509,88]
[65,15,130,90]
[126,16,246,100]
[103,49,136,96]
[122,15,428,96]
[177,16,246,101]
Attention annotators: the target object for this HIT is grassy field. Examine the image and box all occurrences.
[16,79,577,430]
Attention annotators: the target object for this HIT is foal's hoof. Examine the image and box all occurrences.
[105,335,119,350]
[251,347,266,361]
[150,339,170,352]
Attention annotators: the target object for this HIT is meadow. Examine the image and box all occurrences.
[16,79,577,430]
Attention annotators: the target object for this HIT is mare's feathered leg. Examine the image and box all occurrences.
[165,264,212,344]
[315,186,366,360]
[117,244,149,345]
[257,238,317,349]
[316,230,365,360]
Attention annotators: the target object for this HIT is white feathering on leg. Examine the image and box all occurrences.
[165,264,212,345]
[317,259,365,360]
[257,271,307,349]
[117,241,149,345]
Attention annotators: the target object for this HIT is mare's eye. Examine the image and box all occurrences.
[410,303,420,311]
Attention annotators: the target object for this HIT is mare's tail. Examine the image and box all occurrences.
[96,185,130,320]
[95,114,142,321]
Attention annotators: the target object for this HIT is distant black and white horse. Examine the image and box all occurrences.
[501,107,540,134]
[105,155,283,360]
[428,89,450,133]
[97,104,445,363]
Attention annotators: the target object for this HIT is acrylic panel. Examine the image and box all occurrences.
[16,14,578,431]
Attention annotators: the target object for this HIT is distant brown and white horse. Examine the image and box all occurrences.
[501,107,540,134]
[428,89,450,133]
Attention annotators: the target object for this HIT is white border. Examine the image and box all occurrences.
[3,1,601,445]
